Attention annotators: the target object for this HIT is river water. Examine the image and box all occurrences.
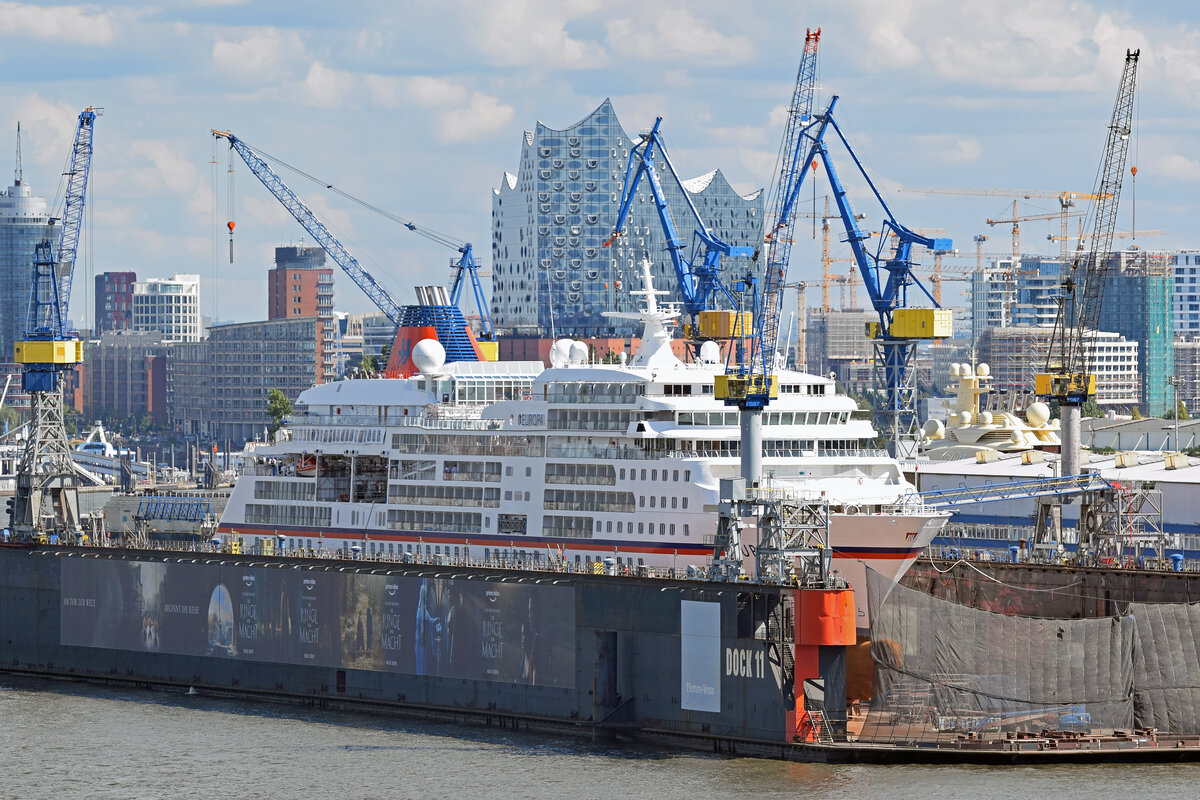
[3,677,1198,799]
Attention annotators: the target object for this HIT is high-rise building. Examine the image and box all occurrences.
[1172,251,1200,335]
[491,99,764,338]
[132,273,201,342]
[167,316,320,444]
[94,271,136,335]
[978,326,1139,408]
[267,245,335,383]
[82,330,168,425]
[0,171,51,361]
[1097,250,1173,416]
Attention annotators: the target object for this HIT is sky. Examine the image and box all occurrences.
[2,0,1198,330]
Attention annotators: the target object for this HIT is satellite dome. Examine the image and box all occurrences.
[923,419,945,440]
[412,339,446,374]
[699,340,720,364]
[1026,402,1051,427]
[979,411,993,425]
[569,341,589,364]
[958,411,973,426]
[950,363,962,377]
[976,363,991,377]
[549,339,574,368]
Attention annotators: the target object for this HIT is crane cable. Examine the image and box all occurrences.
[231,137,468,253]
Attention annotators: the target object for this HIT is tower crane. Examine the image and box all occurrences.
[10,107,100,541]
[603,117,755,334]
[212,130,489,365]
[1038,49,1139,481]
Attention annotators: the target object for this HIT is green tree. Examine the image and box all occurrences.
[0,405,20,435]
[1079,399,1103,418]
[1130,406,1142,420]
[1178,400,1190,421]
[267,388,293,435]
[356,353,378,374]
[380,343,392,363]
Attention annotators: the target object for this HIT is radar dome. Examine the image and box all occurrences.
[923,419,946,440]
[950,363,962,377]
[979,411,993,425]
[699,341,720,364]
[568,341,589,364]
[412,338,446,374]
[1026,401,1051,427]
[958,411,972,426]
[976,363,990,377]
[549,339,574,368]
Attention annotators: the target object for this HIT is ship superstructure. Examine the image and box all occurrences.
[219,269,947,626]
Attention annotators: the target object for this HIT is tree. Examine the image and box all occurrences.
[267,388,293,435]
[0,405,20,436]
[1079,399,1103,418]
[1131,406,1142,420]
[356,353,378,374]
[380,343,392,364]
[1179,401,1190,421]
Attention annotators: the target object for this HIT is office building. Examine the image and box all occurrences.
[491,99,764,338]
[1097,250,1173,416]
[267,245,335,383]
[132,273,201,342]
[82,330,168,425]
[978,326,1139,408]
[1172,251,1200,335]
[0,172,51,361]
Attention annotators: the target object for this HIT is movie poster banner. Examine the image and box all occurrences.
[60,558,575,687]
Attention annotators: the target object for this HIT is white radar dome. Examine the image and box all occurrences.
[1026,402,1051,427]
[979,411,993,425]
[976,363,991,377]
[958,411,973,426]
[412,338,446,375]
[549,339,574,368]
[569,341,589,364]
[950,363,962,377]
[922,419,945,440]
[699,341,720,364]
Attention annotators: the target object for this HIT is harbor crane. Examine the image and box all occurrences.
[603,121,755,335]
[10,107,99,541]
[1038,49,1140,480]
[213,130,490,361]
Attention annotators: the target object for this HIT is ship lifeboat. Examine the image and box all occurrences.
[296,455,317,476]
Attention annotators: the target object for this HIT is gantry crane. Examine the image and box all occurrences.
[10,107,99,541]
[212,130,489,363]
[1038,49,1140,480]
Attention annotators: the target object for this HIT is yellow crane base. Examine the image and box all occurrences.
[715,375,778,401]
[1034,372,1095,397]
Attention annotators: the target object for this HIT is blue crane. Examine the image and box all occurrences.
[213,130,406,325]
[213,130,490,361]
[604,118,755,326]
[11,107,100,539]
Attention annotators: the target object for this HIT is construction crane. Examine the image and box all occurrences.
[603,117,754,334]
[1037,48,1140,481]
[10,107,99,541]
[796,195,862,312]
[986,206,1084,263]
[212,130,489,363]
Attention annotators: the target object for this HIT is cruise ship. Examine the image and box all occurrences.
[218,266,948,626]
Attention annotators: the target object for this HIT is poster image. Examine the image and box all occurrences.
[60,557,576,687]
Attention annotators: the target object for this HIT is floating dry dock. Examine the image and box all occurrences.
[6,544,1200,764]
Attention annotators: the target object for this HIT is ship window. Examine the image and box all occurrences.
[506,466,513,476]
[670,524,675,536]
[641,469,647,480]
[682,497,688,509]
[619,468,625,480]
[638,522,644,534]
[639,496,645,508]
[684,524,690,536]
[671,497,677,509]
[617,521,623,533]
[651,469,657,480]
[673,470,679,481]
[661,496,666,508]
[650,496,656,508]
[685,470,691,481]
[606,521,612,533]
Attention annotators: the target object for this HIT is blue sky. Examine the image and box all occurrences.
[2,0,1197,329]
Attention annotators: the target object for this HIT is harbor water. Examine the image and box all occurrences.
[4,677,1200,799]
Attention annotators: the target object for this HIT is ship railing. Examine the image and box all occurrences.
[289,414,501,431]
[545,443,648,460]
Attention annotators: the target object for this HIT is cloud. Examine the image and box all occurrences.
[0,1,120,44]
[11,95,78,170]
[606,7,753,64]
[464,0,607,68]
[437,92,515,144]
[303,61,357,108]
[212,28,307,80]
[1150,152,1200,181]
[914,134,984,165]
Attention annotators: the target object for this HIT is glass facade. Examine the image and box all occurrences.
[491,99,764,338]
[0,179,51,360]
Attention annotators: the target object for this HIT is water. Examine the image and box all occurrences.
[2,677,1199,799]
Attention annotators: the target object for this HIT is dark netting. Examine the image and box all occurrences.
[1129,601,1200,734]
[860,568,1134,743]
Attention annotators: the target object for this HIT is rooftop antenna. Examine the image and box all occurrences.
[14,122,21,186]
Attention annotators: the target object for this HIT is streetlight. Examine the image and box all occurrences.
[1168,376,1182,452]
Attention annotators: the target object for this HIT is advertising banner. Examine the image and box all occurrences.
[680,600,721,712]
[60,558,575,687]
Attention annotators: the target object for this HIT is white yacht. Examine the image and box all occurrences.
[219,265,948,627]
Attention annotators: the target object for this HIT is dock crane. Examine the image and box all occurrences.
[1038,49,1140,480]
[603,119,756,335]
[10,107,99,541]
[212,130,490,363]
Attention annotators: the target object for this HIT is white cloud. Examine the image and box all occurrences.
[1150,152,1200,181]
[0,1,119,44]
[437,93,515,144]
[212,28,307,80]
[130,139,203,195]
[11,95,78,170]
[302,61,357,108]
[914,134,984,165]
[464,0,607,68]
[404,76,471,108]
[606,7,753,64]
